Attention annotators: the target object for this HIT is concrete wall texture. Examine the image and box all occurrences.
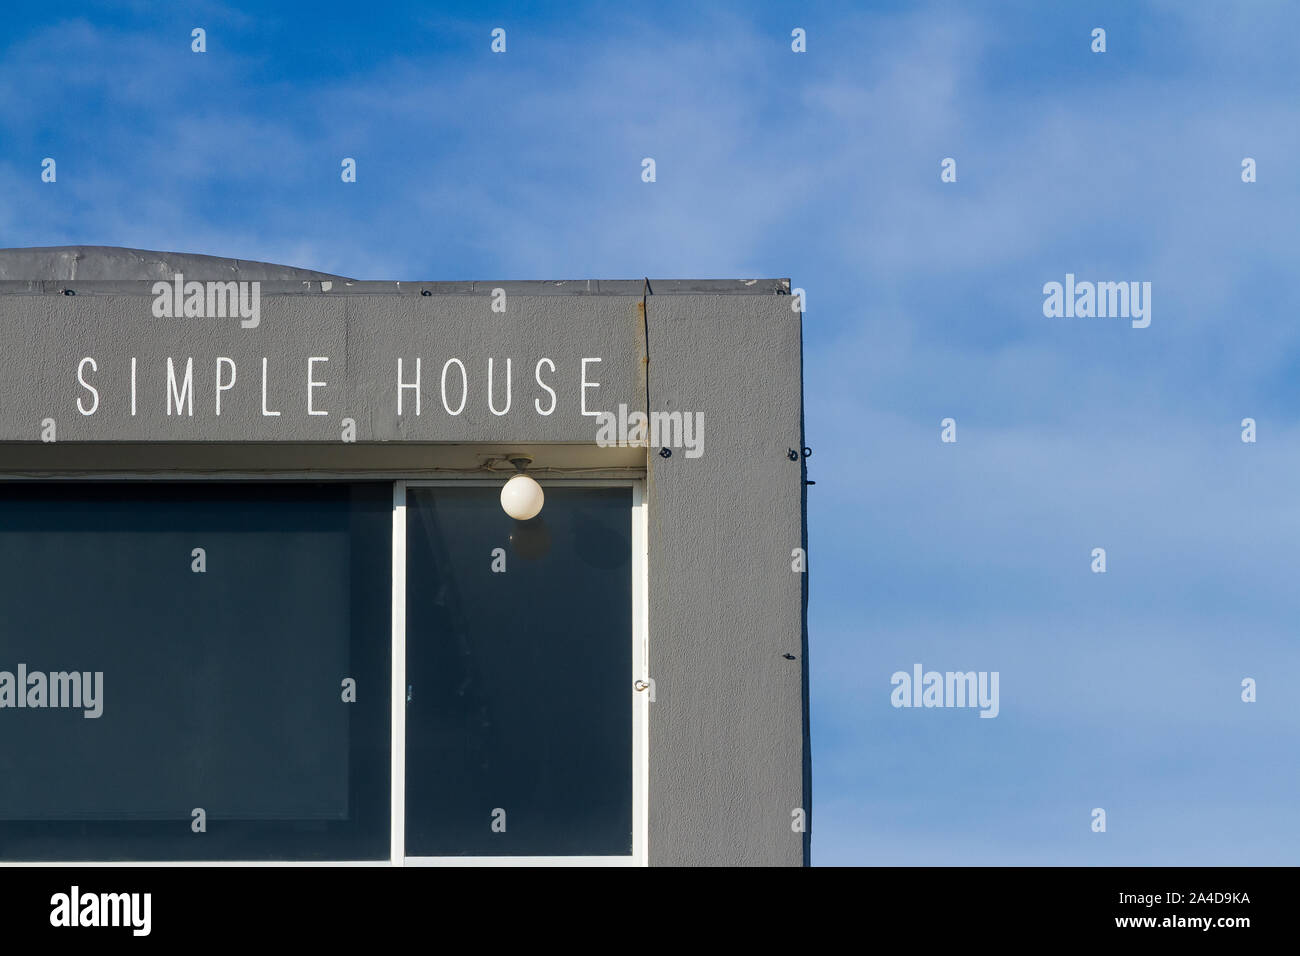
[0,248,808,866]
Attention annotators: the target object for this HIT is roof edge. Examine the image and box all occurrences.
[0,248,791,295]
[0,278,793,297]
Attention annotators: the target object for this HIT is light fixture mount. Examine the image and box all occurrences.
[499,457,544,520]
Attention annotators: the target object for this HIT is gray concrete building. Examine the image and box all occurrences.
[0,246,809,866]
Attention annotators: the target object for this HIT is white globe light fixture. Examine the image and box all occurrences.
[500,458,544,520]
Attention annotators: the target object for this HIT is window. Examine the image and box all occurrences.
[402,485,634,859]
[0,479,645,864]
[0,483,392,861]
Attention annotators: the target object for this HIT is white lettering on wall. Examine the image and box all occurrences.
[397,357,421,416]
[581,357,602,417]
[215,357,236,416]
[308,357,328,416]
[441,359,467,416]
[534,358,556,415]
[64,355,615,426]
[76,357,98,416]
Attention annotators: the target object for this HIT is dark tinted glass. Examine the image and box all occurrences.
[0,482,391,860]
[405,486,633,857]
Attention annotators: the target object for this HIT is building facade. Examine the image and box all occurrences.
[0,247,809,866]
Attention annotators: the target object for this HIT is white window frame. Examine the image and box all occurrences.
[395,479,648,867]
[1,475,648,867]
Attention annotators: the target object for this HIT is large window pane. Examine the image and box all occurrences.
[0,482,391,861]
[405,486,633,857]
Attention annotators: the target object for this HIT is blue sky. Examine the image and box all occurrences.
[3,0,1299,864]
